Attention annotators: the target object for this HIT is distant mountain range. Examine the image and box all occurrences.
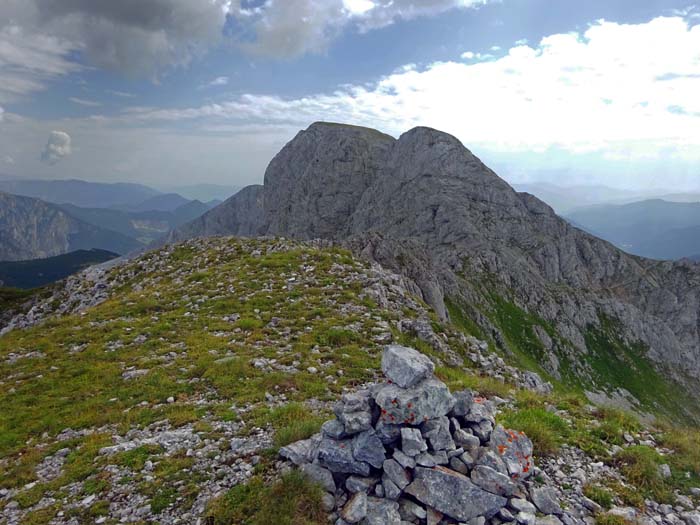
[0,192,141,261]
[0,249,118,289]
[0,178,227,264]
[567,199,700,260]
[0,179,160,208]
[514,181,700,215]
[159,184,241,202]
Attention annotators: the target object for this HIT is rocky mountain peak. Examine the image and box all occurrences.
[170,122,700,420]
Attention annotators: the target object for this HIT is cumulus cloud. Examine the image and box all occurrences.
[123,16,700,163]
[40,130,72,165]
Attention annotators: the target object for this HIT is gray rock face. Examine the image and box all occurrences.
[172,121,700,418]
[166,185,264,243]
[381,344,435,388]
[264,122,395,239]
[405,466,507,521]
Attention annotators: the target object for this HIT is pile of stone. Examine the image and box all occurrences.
[280,345,567,525]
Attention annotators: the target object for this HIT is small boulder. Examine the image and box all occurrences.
[300,463,335,493]
[530,487,562,516]
[365,497,401,525]
[351,429,386,469]
[341,492,367,524]
[317,437,371,476]
[401,427,428,456]
[381,345,435,388]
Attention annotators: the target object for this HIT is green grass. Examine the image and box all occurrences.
[500,407,569,456]
[249,402,328,449]
[204,471,326,525]
[613,445,673,503]
[583,484,614,509]
[0,237,419,519]
[595,514,634,525]
[583,315,696,423]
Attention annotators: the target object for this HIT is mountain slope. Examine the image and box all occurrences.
[172,122,700,421]
[0,179,160,208]
[0,192,142,261]
[0,249,118,288]
[567,199,700,260]
[2,236,699,525]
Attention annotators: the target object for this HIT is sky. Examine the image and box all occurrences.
[0,0,699,191]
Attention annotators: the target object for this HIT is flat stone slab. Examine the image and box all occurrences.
[405,466,507,521]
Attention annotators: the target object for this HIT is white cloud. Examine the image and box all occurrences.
[4,155,14,164]
[122,16,700,165]
[200,76,229,89]
[40,130,72,165]
[69,97,102,107]
[461,51,475,59]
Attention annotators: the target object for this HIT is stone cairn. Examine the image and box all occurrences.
[281,345,566,525]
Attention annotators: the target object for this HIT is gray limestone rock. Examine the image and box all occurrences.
[171,122,700,415]
[401,427,428,457]
[405,466,507,522]
[317,437,371,476]
[341,492,367,524]
[421,416,455,451]
[364,497,402,525]
[346,475,380,494]
[279,434,321,466]
[530,487,563,516]
[300,463,336,493]
[375,378,455,426]
[352,429,386,469]
[381,344,435,388]
[470,465,519,497]
[383,458,411,490]
[451,390,475,417]
[490,426,535,480]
